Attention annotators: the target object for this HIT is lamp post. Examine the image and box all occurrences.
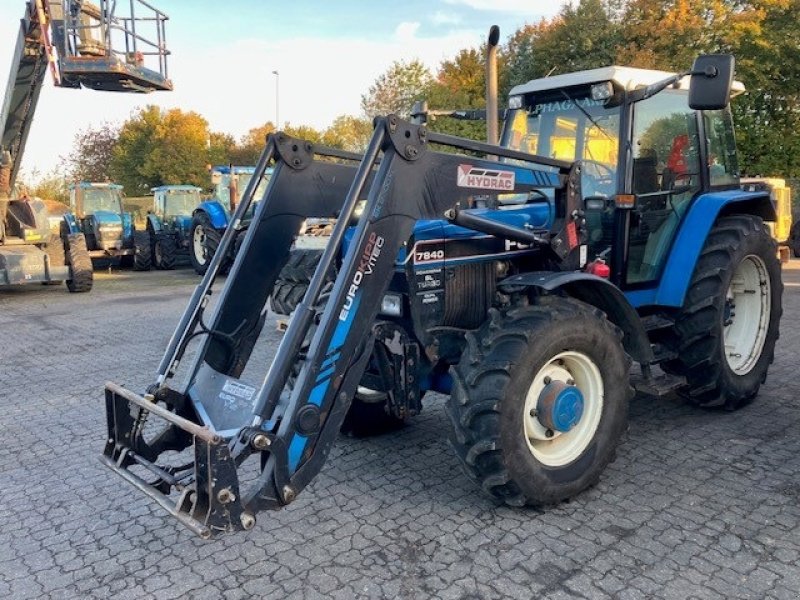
[272,70,279,128]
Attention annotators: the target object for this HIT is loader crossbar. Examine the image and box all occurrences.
[102,115,583,537]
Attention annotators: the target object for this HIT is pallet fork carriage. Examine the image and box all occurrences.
[102,119,589,537]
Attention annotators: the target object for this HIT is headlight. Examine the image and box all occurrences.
[380,293,402,317]
[591,82,613,101]
[508,95,523,109]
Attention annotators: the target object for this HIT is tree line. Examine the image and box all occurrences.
[29,0,799,200]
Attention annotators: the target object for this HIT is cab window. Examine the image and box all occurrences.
[627,90,700,284]
[705,109,739,188]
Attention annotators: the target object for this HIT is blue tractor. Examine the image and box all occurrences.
[103,54,784,537]
[62,182,150,270]
[188,166,269,274]
[147,185,203,269]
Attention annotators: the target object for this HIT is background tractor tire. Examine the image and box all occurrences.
[661,215,782,410]
[64,233,93,293]
[340,393,407,437]
[270,249,331,315]
[43,234,65,285]
[132,230,152,271]
[189,212,221,275]
[153,233,178,270]
[448,298,631,507]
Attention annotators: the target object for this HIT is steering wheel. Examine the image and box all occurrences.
[580,160,616,197]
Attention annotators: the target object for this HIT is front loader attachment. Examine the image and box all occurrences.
[102,116,584,537]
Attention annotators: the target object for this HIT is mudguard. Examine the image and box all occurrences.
[61,212,81,235]
[626,189,774,308]
[146,213,162,234]
[195,200,229,230]
[500,270,654,364]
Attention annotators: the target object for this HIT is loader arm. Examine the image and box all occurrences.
[241,117,582,513]
[103,116,583,537]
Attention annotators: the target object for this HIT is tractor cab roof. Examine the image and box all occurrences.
[509,65,745,98]
[69,181,123,190]
[211,166,255,175]
[152,185,203,192]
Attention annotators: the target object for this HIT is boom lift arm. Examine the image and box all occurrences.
[103,116,585,537]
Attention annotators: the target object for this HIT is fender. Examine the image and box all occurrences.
[122,212,134,240]
[61,212,81,235]
[146,213,162,234]
[195,200,229,230]
[626,189,775,309]
[500,270,654,364]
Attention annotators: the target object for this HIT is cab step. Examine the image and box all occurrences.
[631,371,685,397]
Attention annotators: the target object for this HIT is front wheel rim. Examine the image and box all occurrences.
[724,254,771,375]
[523,351,604,467]
[192,226,206,264]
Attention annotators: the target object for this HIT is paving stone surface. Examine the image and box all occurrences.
[1,263,799,599]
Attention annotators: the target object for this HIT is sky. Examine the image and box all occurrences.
[1,0,566,178]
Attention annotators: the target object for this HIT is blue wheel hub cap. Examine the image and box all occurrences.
[537,381,585,432]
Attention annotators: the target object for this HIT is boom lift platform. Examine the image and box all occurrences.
[102,55,782,538]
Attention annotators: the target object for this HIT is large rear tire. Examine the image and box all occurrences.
[661,215,782,410]
[64,233,93,293]
[189,212,221,275]
[448,299,631,506]
[153,232,178,270]
[270,249,329,315]
[132,230,152,271]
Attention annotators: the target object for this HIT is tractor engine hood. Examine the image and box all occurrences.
[173,214,192,232]
[92,210,125,249]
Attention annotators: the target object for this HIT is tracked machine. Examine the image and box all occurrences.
[102,53,782,538]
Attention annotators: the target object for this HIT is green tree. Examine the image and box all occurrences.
[502,0,621,97]
[283,124,323,144]
[425,48,488,142]
[67,122,119,182]
[361,59,433,118]
[230,122,276,165]
[322,115,373,152]
[110,106,213,193]
[208,131,237,167]
[16,167,69,204]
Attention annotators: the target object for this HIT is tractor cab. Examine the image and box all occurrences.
[502,62,744,286]
[152,185,201,230]
[210,166,269,213]
[47,0,172,93]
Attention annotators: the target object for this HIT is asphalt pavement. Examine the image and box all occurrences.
[1,263,799,599]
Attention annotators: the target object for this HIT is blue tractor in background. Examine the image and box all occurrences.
[188,166,269,274]
[62,182,150,270]
[147,185,203,269]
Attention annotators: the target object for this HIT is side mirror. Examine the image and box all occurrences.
[689,54,734,110]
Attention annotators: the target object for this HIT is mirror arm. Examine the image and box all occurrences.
[628,67,715,105]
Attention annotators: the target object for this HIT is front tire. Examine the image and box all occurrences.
[132,230,152,271]
[661,215,782,410]
[189,212,221,275]
[64,233,93,293]
[448,299,631,506]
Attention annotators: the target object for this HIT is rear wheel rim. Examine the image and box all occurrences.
[724,254,771,375]
[193,225,206,265]
[523,351,604,467]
